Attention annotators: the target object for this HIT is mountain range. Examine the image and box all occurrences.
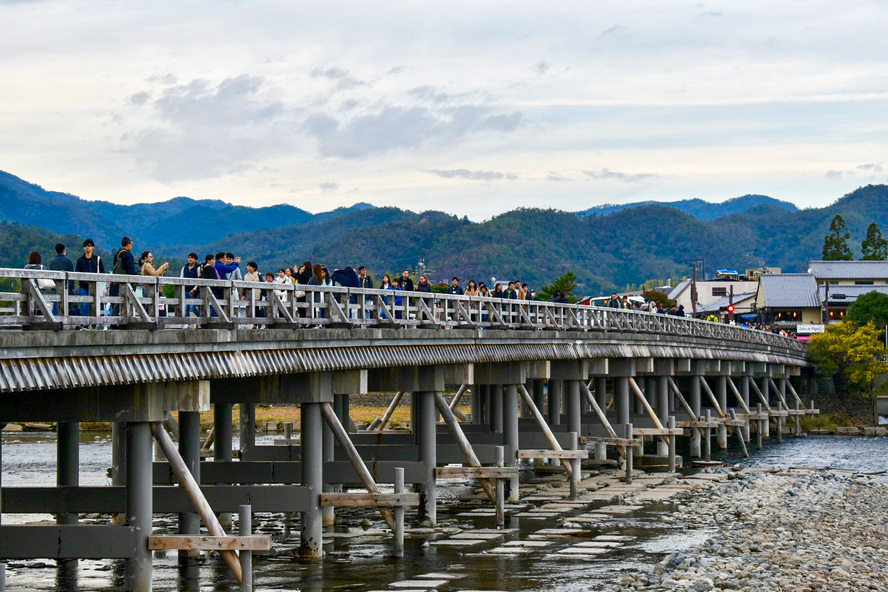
[1,169,886,294]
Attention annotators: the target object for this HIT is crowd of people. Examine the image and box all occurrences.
[22,238,557,319]
[20,238,799,338]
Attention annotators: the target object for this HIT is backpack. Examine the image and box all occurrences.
[112,249,127,275]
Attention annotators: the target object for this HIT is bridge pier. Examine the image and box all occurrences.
[57,421,80,528]
[178,411,201,564]
[126,421,153,592]
[414,390,437,524]
[300,401,324,558]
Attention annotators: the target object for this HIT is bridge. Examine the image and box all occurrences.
[0,269,812,591]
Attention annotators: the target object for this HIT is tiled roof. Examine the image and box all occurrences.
[759,274,821,308]
[819,284,888,304]
[808,260,888,279]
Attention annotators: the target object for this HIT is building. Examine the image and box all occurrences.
[754,273,822,327]
[808,261,888,321]
[668,279,759,317]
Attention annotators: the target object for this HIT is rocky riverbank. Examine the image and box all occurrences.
[611,467,888,591]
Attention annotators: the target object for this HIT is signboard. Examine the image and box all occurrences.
[797,324,826,334]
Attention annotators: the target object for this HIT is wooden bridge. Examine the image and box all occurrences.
[0,269,812,590]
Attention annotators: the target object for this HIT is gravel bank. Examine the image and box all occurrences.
[612,468,888,592]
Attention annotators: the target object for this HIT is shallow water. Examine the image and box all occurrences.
[1,432,886,590]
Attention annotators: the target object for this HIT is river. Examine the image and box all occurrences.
[1,432,886,591]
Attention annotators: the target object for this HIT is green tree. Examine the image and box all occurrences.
[861,222,888,261]
[540,271,578,302]
[808,322,888,394]
[822,214,853,261]
[847,291,888,328]
[641,289,675,310]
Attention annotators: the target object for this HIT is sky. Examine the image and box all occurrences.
[2,1,887,220]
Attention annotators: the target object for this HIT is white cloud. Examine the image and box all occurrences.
[583,168,658,183]
[428,169,518,181]
[0,0,885,219]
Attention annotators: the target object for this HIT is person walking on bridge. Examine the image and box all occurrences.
[110,237,137,318]
[48,243,75,315]
[74,239,105,317]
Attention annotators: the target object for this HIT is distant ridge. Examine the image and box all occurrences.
[0,169,376,250]
[1,169,886,297]
[577,194,798,221]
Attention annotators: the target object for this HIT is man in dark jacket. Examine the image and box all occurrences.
[48,243,75,315]
[447,277,463,295]
[400,270,415,292]
[74,238,105,316]
[110,237,137,318]
[180,252,200,318]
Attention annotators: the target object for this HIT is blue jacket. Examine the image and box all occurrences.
[214,260,239,280]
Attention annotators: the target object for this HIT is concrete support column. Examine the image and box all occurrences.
[489,385,503,433]
[616,377,630,426]
[689,375,701,458]
[634,378,646,416]
[415,391,437,525]
[471,384,482,424]
[300,402,324,558]
[532,379,546,414]
[125,422,153,592]
[503,384,520,502]
[657,376,670,422]
[111,422,127,526]
[548,379,563,426]
[741,375,751,441]
[322,406,336,527]
[57,421,80,527]
[760,378,771,437]
[566,380,582,438]
[214,404,233,462]
[178,411,201,562]
[716,376,728,450]
[595,377,608,410]
[239,403,256,459]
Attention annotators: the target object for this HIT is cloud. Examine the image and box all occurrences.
[320,182,339,193]
[857,163,883,172]
[547,173,571,182]
[311,67,349,80]
[130,91,150,105]
[303,103,526,159]
[125,75,286,182]
[599,25,628,39]
[428,169,518,181]
[533,61,552,75]
[824,170,845,178]
[311,67,366,92]
[583,168,658,183]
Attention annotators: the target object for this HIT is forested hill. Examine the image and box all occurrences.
[577,194,798,220]
[0,168,886,295]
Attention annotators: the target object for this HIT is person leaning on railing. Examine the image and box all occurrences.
[139,251,170,316]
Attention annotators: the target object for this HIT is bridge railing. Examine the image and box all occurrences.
[0,268,805,352]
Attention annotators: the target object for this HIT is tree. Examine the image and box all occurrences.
[847,291,888,328]
[861,222,888,261]
[822,214,853,261]
[641,289,675,310]
[808,322,888,394]
[540,271,578,302]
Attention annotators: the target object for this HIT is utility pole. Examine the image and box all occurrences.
[823,280,830,324]
[729,284,734,323]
